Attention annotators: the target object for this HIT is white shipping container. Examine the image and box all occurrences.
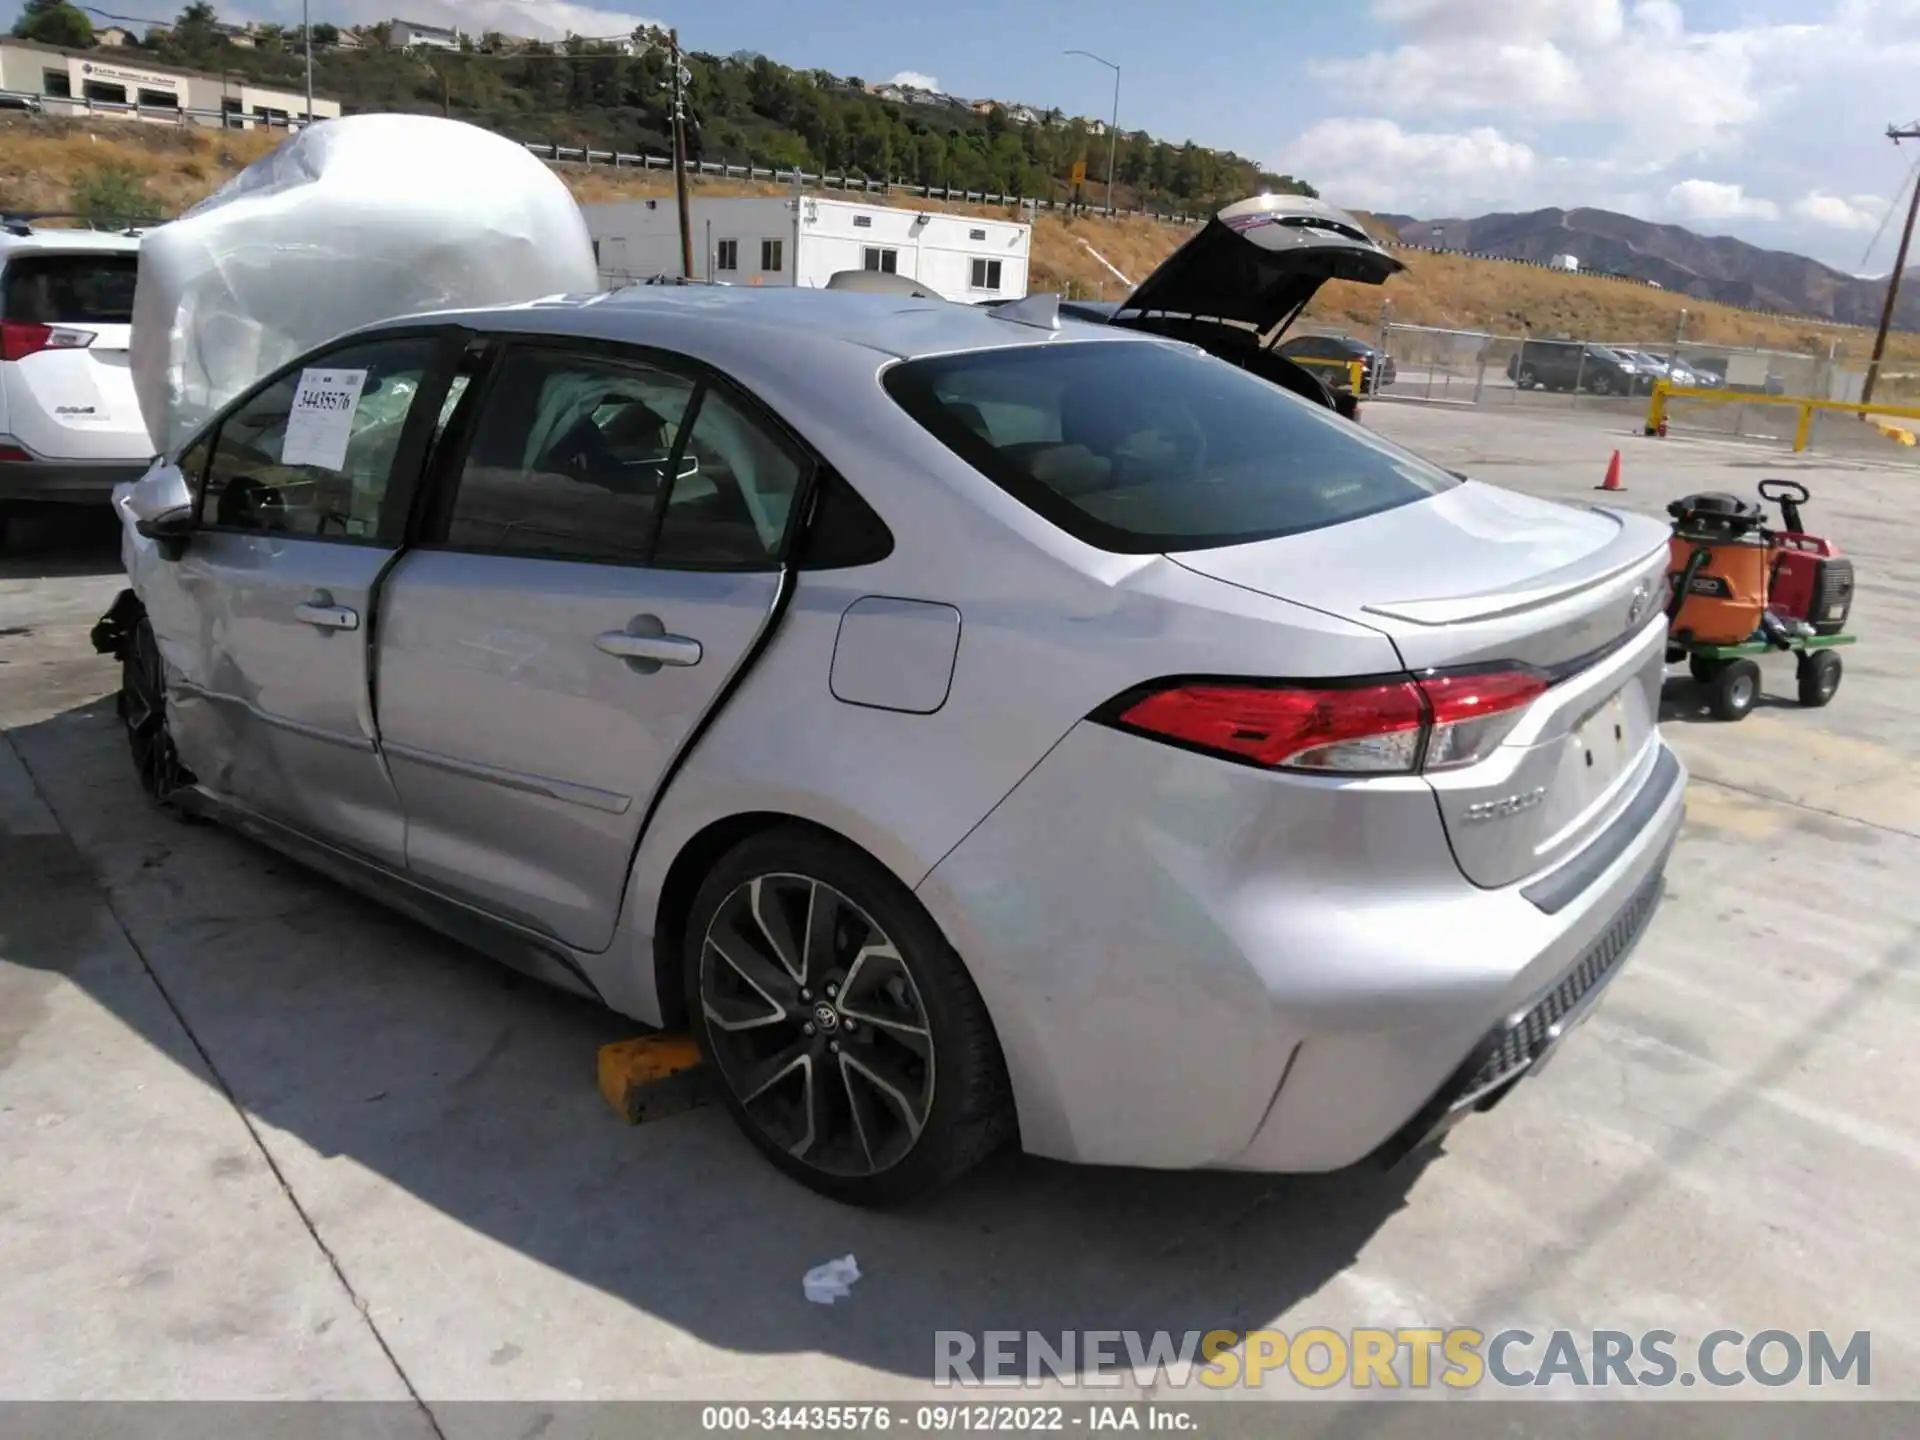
[1549,253,1581,272]
[581,194,1032,303]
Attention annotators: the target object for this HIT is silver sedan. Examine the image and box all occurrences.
[99,208,1685,1205]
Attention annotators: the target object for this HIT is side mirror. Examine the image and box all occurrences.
[124,461,196,560]
[135,507,196,561]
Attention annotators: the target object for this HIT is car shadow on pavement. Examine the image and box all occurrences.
[0,508,123,582]
[1658,671,1808,725]
[3,695,1431,1386]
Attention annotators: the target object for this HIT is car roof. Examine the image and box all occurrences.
[0,229,143,256]
[371,284,1167,364]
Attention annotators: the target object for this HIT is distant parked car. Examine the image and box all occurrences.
[1274,333,1396,393]
[0,225,151,549]
[1506,341,1651,396]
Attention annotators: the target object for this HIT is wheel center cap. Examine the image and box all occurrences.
[812,1002,840,1033]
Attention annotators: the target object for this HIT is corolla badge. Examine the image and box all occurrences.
[1626,580,1651,626]
[1464,787,1548,823]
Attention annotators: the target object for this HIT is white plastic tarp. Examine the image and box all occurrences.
[129,113,600,456]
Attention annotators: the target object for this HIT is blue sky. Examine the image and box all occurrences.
[11,0,1917,272]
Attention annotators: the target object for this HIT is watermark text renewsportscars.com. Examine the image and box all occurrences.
[933,1329,1872,1390]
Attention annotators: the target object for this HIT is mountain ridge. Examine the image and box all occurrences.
[1372,207,1918,331]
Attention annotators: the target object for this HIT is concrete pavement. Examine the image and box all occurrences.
[2,404,1917,1407]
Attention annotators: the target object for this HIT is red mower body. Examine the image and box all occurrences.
[1768,532,1855,636]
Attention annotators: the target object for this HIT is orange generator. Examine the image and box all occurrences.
[1662,480,1857,721]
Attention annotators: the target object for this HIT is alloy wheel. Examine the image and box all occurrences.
[699,873,935,1178]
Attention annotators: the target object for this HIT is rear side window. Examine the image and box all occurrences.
[2,252,138,325]
[443,348,699,565]
[438,345,811,570]
[882,341,1458,553]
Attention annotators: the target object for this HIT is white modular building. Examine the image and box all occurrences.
[582,194,1032,303]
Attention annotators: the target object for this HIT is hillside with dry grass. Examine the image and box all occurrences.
[8,116,1918,372]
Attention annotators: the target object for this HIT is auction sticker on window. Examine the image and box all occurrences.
[281,368,368,470]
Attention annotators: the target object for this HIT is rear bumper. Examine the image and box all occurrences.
[0,456,152,508]
[916,721,1688,1175]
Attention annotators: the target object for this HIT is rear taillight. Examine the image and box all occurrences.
[1111,666,1548,775]
[0,321,95,362]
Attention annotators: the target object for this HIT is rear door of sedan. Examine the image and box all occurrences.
[372,336,810,953]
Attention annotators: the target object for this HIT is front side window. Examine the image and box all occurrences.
[883,340,1459,554]
[442,348,698,564]
[200,335,441,541]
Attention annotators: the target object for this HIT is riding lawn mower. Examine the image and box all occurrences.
[1665,479,1857,721]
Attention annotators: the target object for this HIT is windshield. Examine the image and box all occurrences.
[882,340,1459,553]
[2,251,138,325]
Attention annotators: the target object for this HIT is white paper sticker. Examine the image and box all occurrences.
[280,368,368,471]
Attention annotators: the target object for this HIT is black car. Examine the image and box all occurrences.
[1506,341,1653,396]
[985,195,1406,423]
[1275,333,1397,393]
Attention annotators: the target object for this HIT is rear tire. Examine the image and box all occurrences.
[1796,650,1842,708]
[684,826,1015,1207]
[1708,658,1762,721]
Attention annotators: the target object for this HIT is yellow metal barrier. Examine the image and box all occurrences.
[1647,380,1920,454]
[1290,356,1369,394]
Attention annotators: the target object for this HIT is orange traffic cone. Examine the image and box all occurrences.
[1597,450,1624,492]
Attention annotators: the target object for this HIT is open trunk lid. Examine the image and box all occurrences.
[1170,482,1674,890]
[1114,194,1404,341]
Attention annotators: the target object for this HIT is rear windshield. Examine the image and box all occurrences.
[882,340,1459,553]
[2,252,138,326]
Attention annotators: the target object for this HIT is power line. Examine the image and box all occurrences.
[1860,149,1920,272]
[1862,121,1920,408]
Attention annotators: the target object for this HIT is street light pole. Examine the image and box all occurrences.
[1064,50,1119,215]
[1864,120,1920,408]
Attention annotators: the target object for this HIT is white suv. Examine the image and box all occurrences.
[0,225,154,545]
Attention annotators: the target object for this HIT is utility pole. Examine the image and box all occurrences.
[302,0,313,124]
[1864,120,1920,407]
[668,30,694,280]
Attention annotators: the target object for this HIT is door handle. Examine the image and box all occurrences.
[294,591,359,631]
[596,614,702,673]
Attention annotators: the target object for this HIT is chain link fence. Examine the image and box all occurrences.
[1367,323,1905,457]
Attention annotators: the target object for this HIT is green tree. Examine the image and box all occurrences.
[72,161,153,225]
[12,0,94,48]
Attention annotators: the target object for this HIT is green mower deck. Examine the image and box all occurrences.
[1679,633,1857,660]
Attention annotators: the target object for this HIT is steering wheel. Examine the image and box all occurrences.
[1758,479,1809,505]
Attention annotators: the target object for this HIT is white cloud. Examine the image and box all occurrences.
[889,71,942,91]
[1793,191,1889,231]
[1313,0,1801,163]
[1369,0,1626,45]
[241,0,662,42]
[1282,0,1920,265]
[1664,179,1779,223]
[1281,119,1540,213]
